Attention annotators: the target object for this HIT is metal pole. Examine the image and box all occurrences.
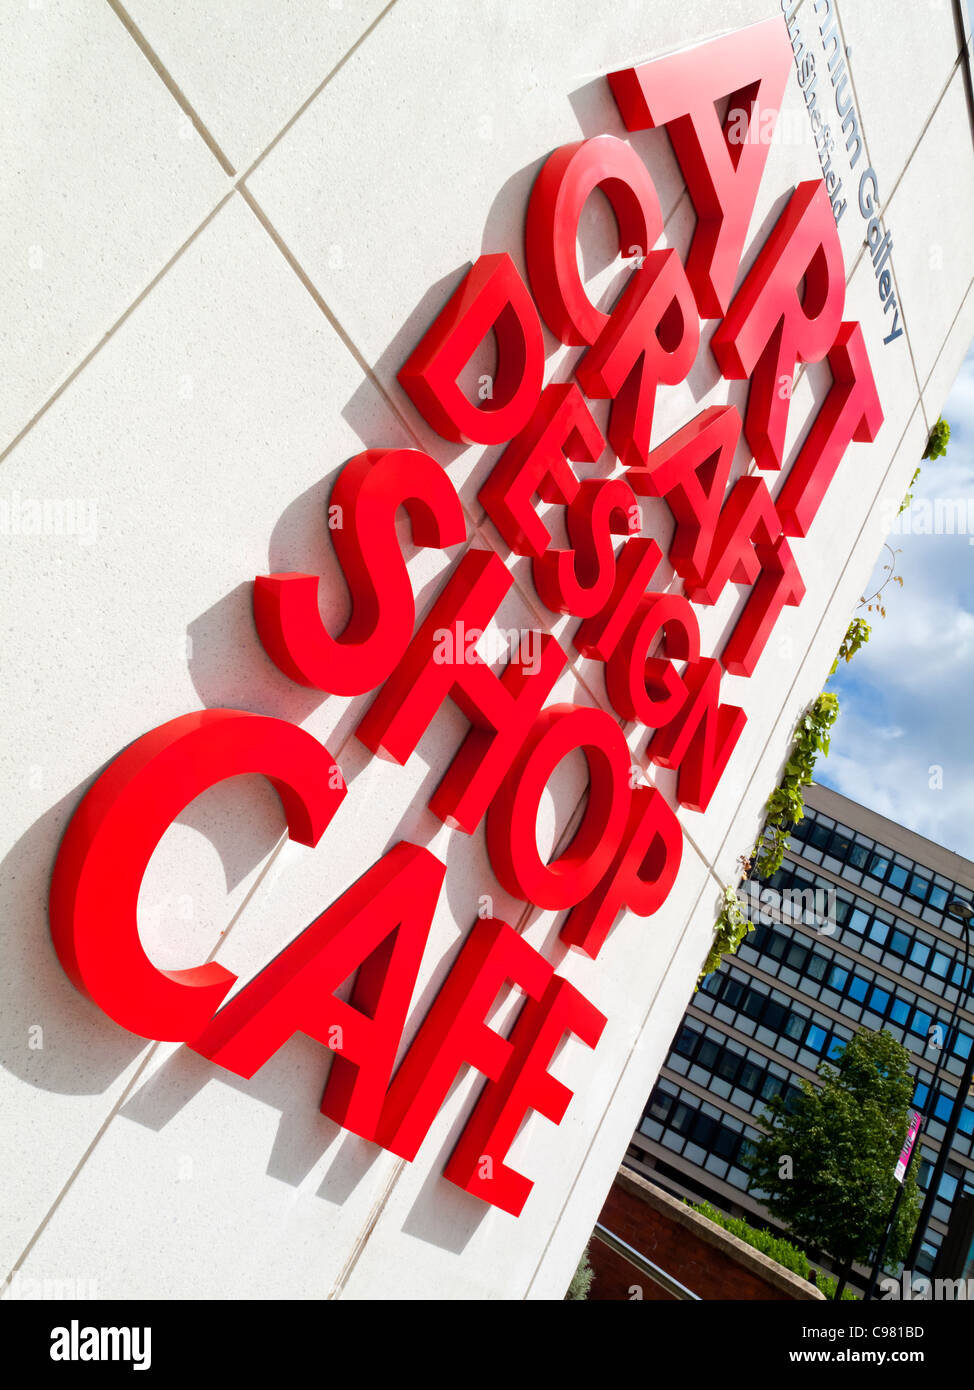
[863,1132,917,1300]
[592,1223,701,1300]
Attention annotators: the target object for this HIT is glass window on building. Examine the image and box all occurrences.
[890,998,911,1026]
[848,976,869,1003]
[888,929,910,956]
[908,873,930,902]
[739,1062,763,1095]
[849,908,871,936]
[931,951,952,979]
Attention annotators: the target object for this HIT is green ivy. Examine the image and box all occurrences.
[829,617,871,677]
[752,692,840,881]
[923,416,950,461]
[901,419,952,514]
[699,885,753,985]
[699,695,839,980]
[898,467,921,516]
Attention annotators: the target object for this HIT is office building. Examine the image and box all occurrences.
[627,782,974,1279]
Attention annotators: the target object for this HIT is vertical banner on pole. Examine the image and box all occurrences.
[895,1110,923,1184]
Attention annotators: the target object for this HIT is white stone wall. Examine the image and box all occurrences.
[1,0,972,1301]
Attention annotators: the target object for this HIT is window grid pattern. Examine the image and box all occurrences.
[695,961,974,1162]
[736,917,974,1077]
[639,1076,763,1191]
[787,806,974,937]
[761,860,974,1005]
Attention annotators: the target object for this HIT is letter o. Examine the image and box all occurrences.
[526,135,664,346]
[486,704,631,908]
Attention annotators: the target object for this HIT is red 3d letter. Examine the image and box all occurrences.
[486,704,633,909]
[605,592,701,728]
[375,918,553,1161]
[683,475,788,605]
[192,842,443,1143]
[254,449,466,695]
[399,253,545,445]
[721,535,805,677]
[532,477,639,618]
[775,322,884,537]
[574,536,663,660]
[627,405,740,588]
[49,710,345,1042]
[444,976,606,1215]
[576,248,700,469]
[525,135,664,346]
[356,549,566,832]
[608,17,793,318]
[647,660,746,813]
[711,180,845,471]
[478,383,600,556]
[561,785,683,959]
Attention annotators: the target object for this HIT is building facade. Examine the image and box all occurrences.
[2,2,974,1300]
[627,781,974,1280]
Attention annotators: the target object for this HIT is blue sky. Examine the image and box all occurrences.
[818,336,974,857]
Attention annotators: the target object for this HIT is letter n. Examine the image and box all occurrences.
[646,659,746,812]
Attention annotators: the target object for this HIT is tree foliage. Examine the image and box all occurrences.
[744,1028,920,1272]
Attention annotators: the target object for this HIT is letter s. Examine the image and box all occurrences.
[254,448,465,695]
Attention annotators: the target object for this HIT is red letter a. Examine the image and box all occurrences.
[609,18,793,319]
[191,842,444,1144]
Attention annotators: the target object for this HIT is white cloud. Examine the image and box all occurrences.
[819,338,974,859]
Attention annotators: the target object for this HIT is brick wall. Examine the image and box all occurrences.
[588,1170,824,1301]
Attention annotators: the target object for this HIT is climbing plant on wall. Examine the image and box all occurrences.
[700,419,950,981]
